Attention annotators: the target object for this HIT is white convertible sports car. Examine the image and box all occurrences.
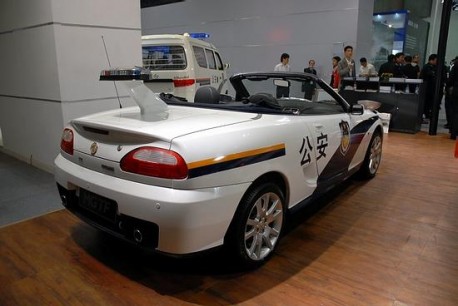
[55,68,383,267]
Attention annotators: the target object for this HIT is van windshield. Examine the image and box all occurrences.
[142,45,187,70]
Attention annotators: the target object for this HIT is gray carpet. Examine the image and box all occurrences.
[0,152,62,228]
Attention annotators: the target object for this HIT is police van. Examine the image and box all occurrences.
[141,33,229,102]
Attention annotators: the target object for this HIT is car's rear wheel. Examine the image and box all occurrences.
[358,130,382,179]
[227,182,285,268]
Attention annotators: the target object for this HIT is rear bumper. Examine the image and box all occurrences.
[54,154,249,254]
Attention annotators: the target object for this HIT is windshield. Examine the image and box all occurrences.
[241,76,318,100]
[230,74,347,114]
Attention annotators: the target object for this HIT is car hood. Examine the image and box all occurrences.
[71,105,257,142]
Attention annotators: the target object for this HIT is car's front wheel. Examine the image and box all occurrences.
[227,182,285,268]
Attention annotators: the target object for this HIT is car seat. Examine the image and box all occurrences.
[194,86,220,104]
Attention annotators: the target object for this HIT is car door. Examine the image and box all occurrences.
[214,51,228,94]
[306,91,357,193]
[309,113,353,184]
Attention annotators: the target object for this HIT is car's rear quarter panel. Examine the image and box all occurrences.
[171,114,320,207]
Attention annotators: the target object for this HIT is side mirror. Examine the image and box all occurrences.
[224,63,230,70]
[350,103,364,115]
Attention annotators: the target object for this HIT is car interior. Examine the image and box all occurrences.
[160,74,349,116]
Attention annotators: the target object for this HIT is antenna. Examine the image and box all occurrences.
[101,35,122,109]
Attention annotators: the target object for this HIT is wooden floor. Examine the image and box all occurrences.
[1,131,458,306]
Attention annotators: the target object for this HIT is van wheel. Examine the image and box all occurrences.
[227,182,285,268]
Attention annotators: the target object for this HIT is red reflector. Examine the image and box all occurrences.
[173,79,195,87]
[60,128,74,155]
[120,147,188,179]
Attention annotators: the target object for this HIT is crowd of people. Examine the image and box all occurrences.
[273,48,458,139]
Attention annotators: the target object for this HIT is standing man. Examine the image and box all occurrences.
[274,53,291,72]
[420,54,439,122]
[274,53,291,98]
[304,59,317,75]
[303,59,317,100]
[393,52,406,77]
[378,54,395,77]
[403,55,419,93]
[412,54,421,78]
[393,52,406,91]
[338,45,356,80]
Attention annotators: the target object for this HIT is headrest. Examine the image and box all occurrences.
[194,86,220,104]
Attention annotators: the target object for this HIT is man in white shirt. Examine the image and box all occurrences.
[274,53,291,72]
[274,53,291,97]
[359,57,377,77]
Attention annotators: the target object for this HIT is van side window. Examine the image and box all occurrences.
[142,45,187,70]
[193,46,207,68]
[215,52,224,70]
[205,49,216,70]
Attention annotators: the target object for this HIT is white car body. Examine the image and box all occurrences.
[55,70,383,266]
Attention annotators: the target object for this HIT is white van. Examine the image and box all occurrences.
[141,33,229,102]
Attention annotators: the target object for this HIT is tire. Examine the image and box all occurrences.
[227,182,285,268]
[358,131,383,179]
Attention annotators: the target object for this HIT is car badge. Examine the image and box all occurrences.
[90,142,98,156]
[339,120,350,155]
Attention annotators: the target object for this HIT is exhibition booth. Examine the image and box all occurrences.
[339,77,425,134]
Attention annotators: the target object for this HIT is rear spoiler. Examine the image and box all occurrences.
[100,67,151,81]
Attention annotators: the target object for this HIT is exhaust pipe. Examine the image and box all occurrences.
[133,228,143,243]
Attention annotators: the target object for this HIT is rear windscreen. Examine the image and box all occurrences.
[142,45,187,70]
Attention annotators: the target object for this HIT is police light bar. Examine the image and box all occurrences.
[100,67,151,81]
[187,32,210,39]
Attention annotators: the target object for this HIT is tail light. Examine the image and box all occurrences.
[173,79,195,87]
[120,147,188,179]
[60,128,74,155]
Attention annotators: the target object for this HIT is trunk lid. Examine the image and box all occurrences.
[71,105,256,162]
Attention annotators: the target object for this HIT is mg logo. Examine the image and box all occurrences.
[90,142,98,156]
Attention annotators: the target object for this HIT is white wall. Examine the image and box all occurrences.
[141,0,375,82]
[0,0,141,171]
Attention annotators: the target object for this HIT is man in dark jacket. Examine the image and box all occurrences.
[303,59,317,100]
[420,54,439,121]
[378,54,395,76]
[393,52,406,91]
[403,55,419,93]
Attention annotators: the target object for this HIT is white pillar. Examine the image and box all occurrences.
[0,0,141,172]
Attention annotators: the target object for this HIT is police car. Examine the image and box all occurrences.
[55,68,383,267]
[142,33,229,102]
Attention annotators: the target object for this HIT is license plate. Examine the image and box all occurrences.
[79,189,117,223]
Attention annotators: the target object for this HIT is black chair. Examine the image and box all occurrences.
[194,86,220,104]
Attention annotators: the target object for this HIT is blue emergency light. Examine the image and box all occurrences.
[188,32,210,39]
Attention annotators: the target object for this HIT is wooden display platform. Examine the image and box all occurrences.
[1,131,458,305]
